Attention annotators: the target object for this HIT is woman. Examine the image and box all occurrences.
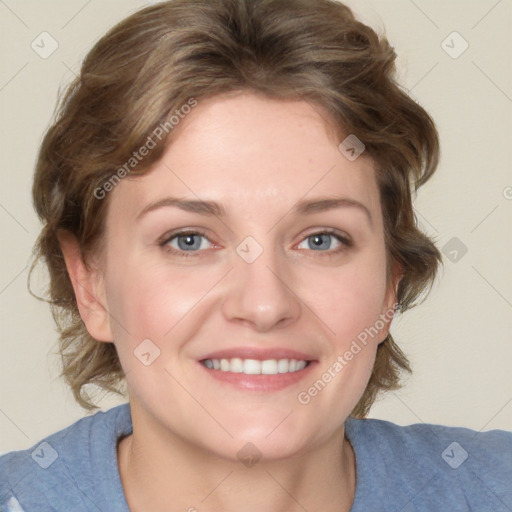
[1,0,511,510]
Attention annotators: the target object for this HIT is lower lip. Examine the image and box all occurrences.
[198,361,317,392]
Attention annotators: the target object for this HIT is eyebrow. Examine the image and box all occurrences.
[136,196,373,226]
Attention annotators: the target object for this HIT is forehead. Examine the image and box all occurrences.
[109,92,381,223]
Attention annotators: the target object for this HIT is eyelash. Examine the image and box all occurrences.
[159,229,353,259]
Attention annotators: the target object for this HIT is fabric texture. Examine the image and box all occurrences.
[1,403,511,511]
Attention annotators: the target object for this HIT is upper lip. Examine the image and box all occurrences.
[199,347,317,362]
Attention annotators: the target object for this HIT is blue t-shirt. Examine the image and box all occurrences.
[1,403,511,511]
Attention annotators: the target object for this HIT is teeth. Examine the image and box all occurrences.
[261,359,277,375]
[244,359,261,374]
[202,358,308,375]
[231,358,243,373]
[277,359,289,373]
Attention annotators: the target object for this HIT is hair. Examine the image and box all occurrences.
[29,0,442,417]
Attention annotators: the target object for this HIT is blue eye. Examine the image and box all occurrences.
[161,231,212,256]
[159,229,352,258]
[298,232,344,251]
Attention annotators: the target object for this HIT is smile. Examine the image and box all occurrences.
[201,358,310,375]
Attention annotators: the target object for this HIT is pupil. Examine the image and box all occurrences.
[179,234,199,250]
[311,234,330,250]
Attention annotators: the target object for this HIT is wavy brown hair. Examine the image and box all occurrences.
[29,0,442,416]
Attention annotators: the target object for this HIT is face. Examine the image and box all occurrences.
[87,91,399,460]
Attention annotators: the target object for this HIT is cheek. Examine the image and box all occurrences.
[313,251,389,342]
[105,255,218,346]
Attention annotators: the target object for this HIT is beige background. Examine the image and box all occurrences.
[1,0,511,453]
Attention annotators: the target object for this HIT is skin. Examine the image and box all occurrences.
[60,91,402,512]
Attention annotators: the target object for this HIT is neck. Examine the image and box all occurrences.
[117,411,356,512]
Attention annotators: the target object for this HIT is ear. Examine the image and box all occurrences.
[378,260,404,342]
[57,230,114,342]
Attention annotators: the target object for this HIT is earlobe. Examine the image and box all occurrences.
[57,230,114,342]
[387,260,404,308]
[379,261,404,343]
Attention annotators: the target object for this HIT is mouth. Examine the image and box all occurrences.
[200,357,310,375]
[197,348,317,392]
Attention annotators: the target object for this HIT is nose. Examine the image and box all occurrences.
[222,241,302,332]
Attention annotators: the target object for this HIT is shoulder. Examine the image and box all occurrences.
[0,403,131,512]
[349,415,512,457]
[346,416,512,510]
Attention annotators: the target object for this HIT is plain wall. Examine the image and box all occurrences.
[1,0,511,453]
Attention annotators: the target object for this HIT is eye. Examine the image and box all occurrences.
[159,228,352,259]
[160,230,214,257]
[296,230,352,255]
